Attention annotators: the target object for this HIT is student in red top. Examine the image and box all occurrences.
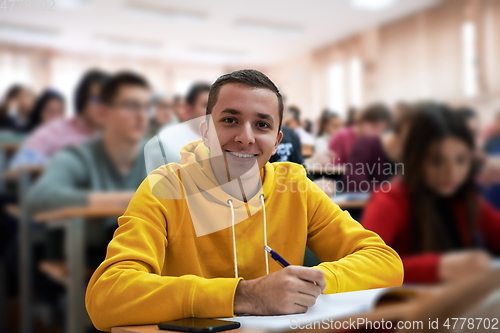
[362,103,500,284]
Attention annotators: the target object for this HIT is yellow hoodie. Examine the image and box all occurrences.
[86,140,403,332]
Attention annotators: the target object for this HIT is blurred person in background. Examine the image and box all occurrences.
[315,109,343,155]
[9,69,109,170]
[147,94,174,138]
[303,118,313,134]
[483,112,500,155]
[172,94,186,122]
[283,105,315,157]
[345,106,358,127]
[456,106,480,141]
[343,103,414,193]
[0,84,35,132]
[25,89,65,132]
[328,103,392,165]
[269,125,303,164]
[27,71,150,275]
[155,82,210,164]
[362,103,500,284]
[481,112,500,209]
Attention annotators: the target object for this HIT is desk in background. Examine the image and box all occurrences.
[34,206,126,333]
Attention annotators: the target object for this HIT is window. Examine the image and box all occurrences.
[327,63,345,117]
[462,21,478,97]
[349,57,363,108]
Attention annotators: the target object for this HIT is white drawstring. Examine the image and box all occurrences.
[259,194,270,275]
[227,194,270,279]
[227,199,238,278]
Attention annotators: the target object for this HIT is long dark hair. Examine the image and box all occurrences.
[0,85,24,119]
[317,109,340,137]
[26,90,65,131]
[402,103,478,252]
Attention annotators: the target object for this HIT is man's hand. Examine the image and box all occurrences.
[439,250,492,282]
[89,191,135,208]
[234,266,325,316]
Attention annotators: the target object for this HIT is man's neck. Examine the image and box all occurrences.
[102,131,141,175]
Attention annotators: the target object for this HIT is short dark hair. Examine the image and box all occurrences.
[359,103,392,125]
[186,83,211,106]
[100,71,150,106]
[207,69,284,130]
[74,69,108,114]
[288,106,301,122]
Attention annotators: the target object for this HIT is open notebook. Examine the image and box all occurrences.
[221,287,390,331]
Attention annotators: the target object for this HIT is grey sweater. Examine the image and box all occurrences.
[27,137,147,214]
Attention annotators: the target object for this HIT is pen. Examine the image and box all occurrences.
[265,245,290,268]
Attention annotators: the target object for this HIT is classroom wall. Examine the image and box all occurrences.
[265,0,500,122]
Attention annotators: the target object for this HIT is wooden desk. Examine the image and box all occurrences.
[335,200,367,210]
[34,206,127,333]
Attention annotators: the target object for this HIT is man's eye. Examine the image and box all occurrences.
[222,118,236,123]
[257,122,270,128]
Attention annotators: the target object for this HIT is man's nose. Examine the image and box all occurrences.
[235,123,255,145]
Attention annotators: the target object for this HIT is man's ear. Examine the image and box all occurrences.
[272,130,284,155]
[200,120,209,146]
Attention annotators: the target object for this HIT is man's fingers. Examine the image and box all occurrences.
[290,266,326,292]
[294,292,318,308]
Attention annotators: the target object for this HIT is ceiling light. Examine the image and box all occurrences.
[94,35,163,50]
[126,4,206,25]
[0,24,59,38]
[188,46,247,57]
[351,0,398,10]
[236,20,302,37]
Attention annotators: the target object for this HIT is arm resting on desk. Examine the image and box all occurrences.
[85,178,242,332]
[304,180,404,293]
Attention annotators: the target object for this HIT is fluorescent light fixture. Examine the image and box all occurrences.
[126,3,206,25]
[236,20,302,37]
[94,34,163,50]
[0,24,59,38]
[351,0,398,10]
[57,0,90,9]
[188,45,247,57]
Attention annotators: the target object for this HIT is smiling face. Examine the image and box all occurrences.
[201,83,283,182]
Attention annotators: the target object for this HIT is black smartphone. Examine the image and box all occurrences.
[158,318,241,333]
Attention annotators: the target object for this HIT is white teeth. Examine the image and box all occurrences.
[228,151,255,158]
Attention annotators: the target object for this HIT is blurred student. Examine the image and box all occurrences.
[147,94,174,137]
[284,105,315,157]
[25,89,65,132]
[315,109,343,155]
[269,125,303,164]
[9,70,108,169]
[362,103,500,284]
[155,83,210,164]
[343,105,414,193]
[172,94,186,122]
[86,69,403,331]
[27,71,150,268]
[328,103,392,165]
[481,112,500,209]
[0,84,35,132]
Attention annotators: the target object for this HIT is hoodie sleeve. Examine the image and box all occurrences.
[305,181,404,293]
[85,174,242,332]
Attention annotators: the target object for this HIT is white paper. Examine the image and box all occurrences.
[221,288,389,331]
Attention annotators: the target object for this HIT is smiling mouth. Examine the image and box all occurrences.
[226,151,258,158]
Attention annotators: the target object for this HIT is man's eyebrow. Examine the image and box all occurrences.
[256,113,275,123]
[219,109,275,123]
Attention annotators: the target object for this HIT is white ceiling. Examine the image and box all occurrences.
[0,0,442,66]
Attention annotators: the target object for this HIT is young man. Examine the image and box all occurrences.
[27,71,150,265]
[9,69,108,169]
[86,70,403,332]
[155,83,211,164]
